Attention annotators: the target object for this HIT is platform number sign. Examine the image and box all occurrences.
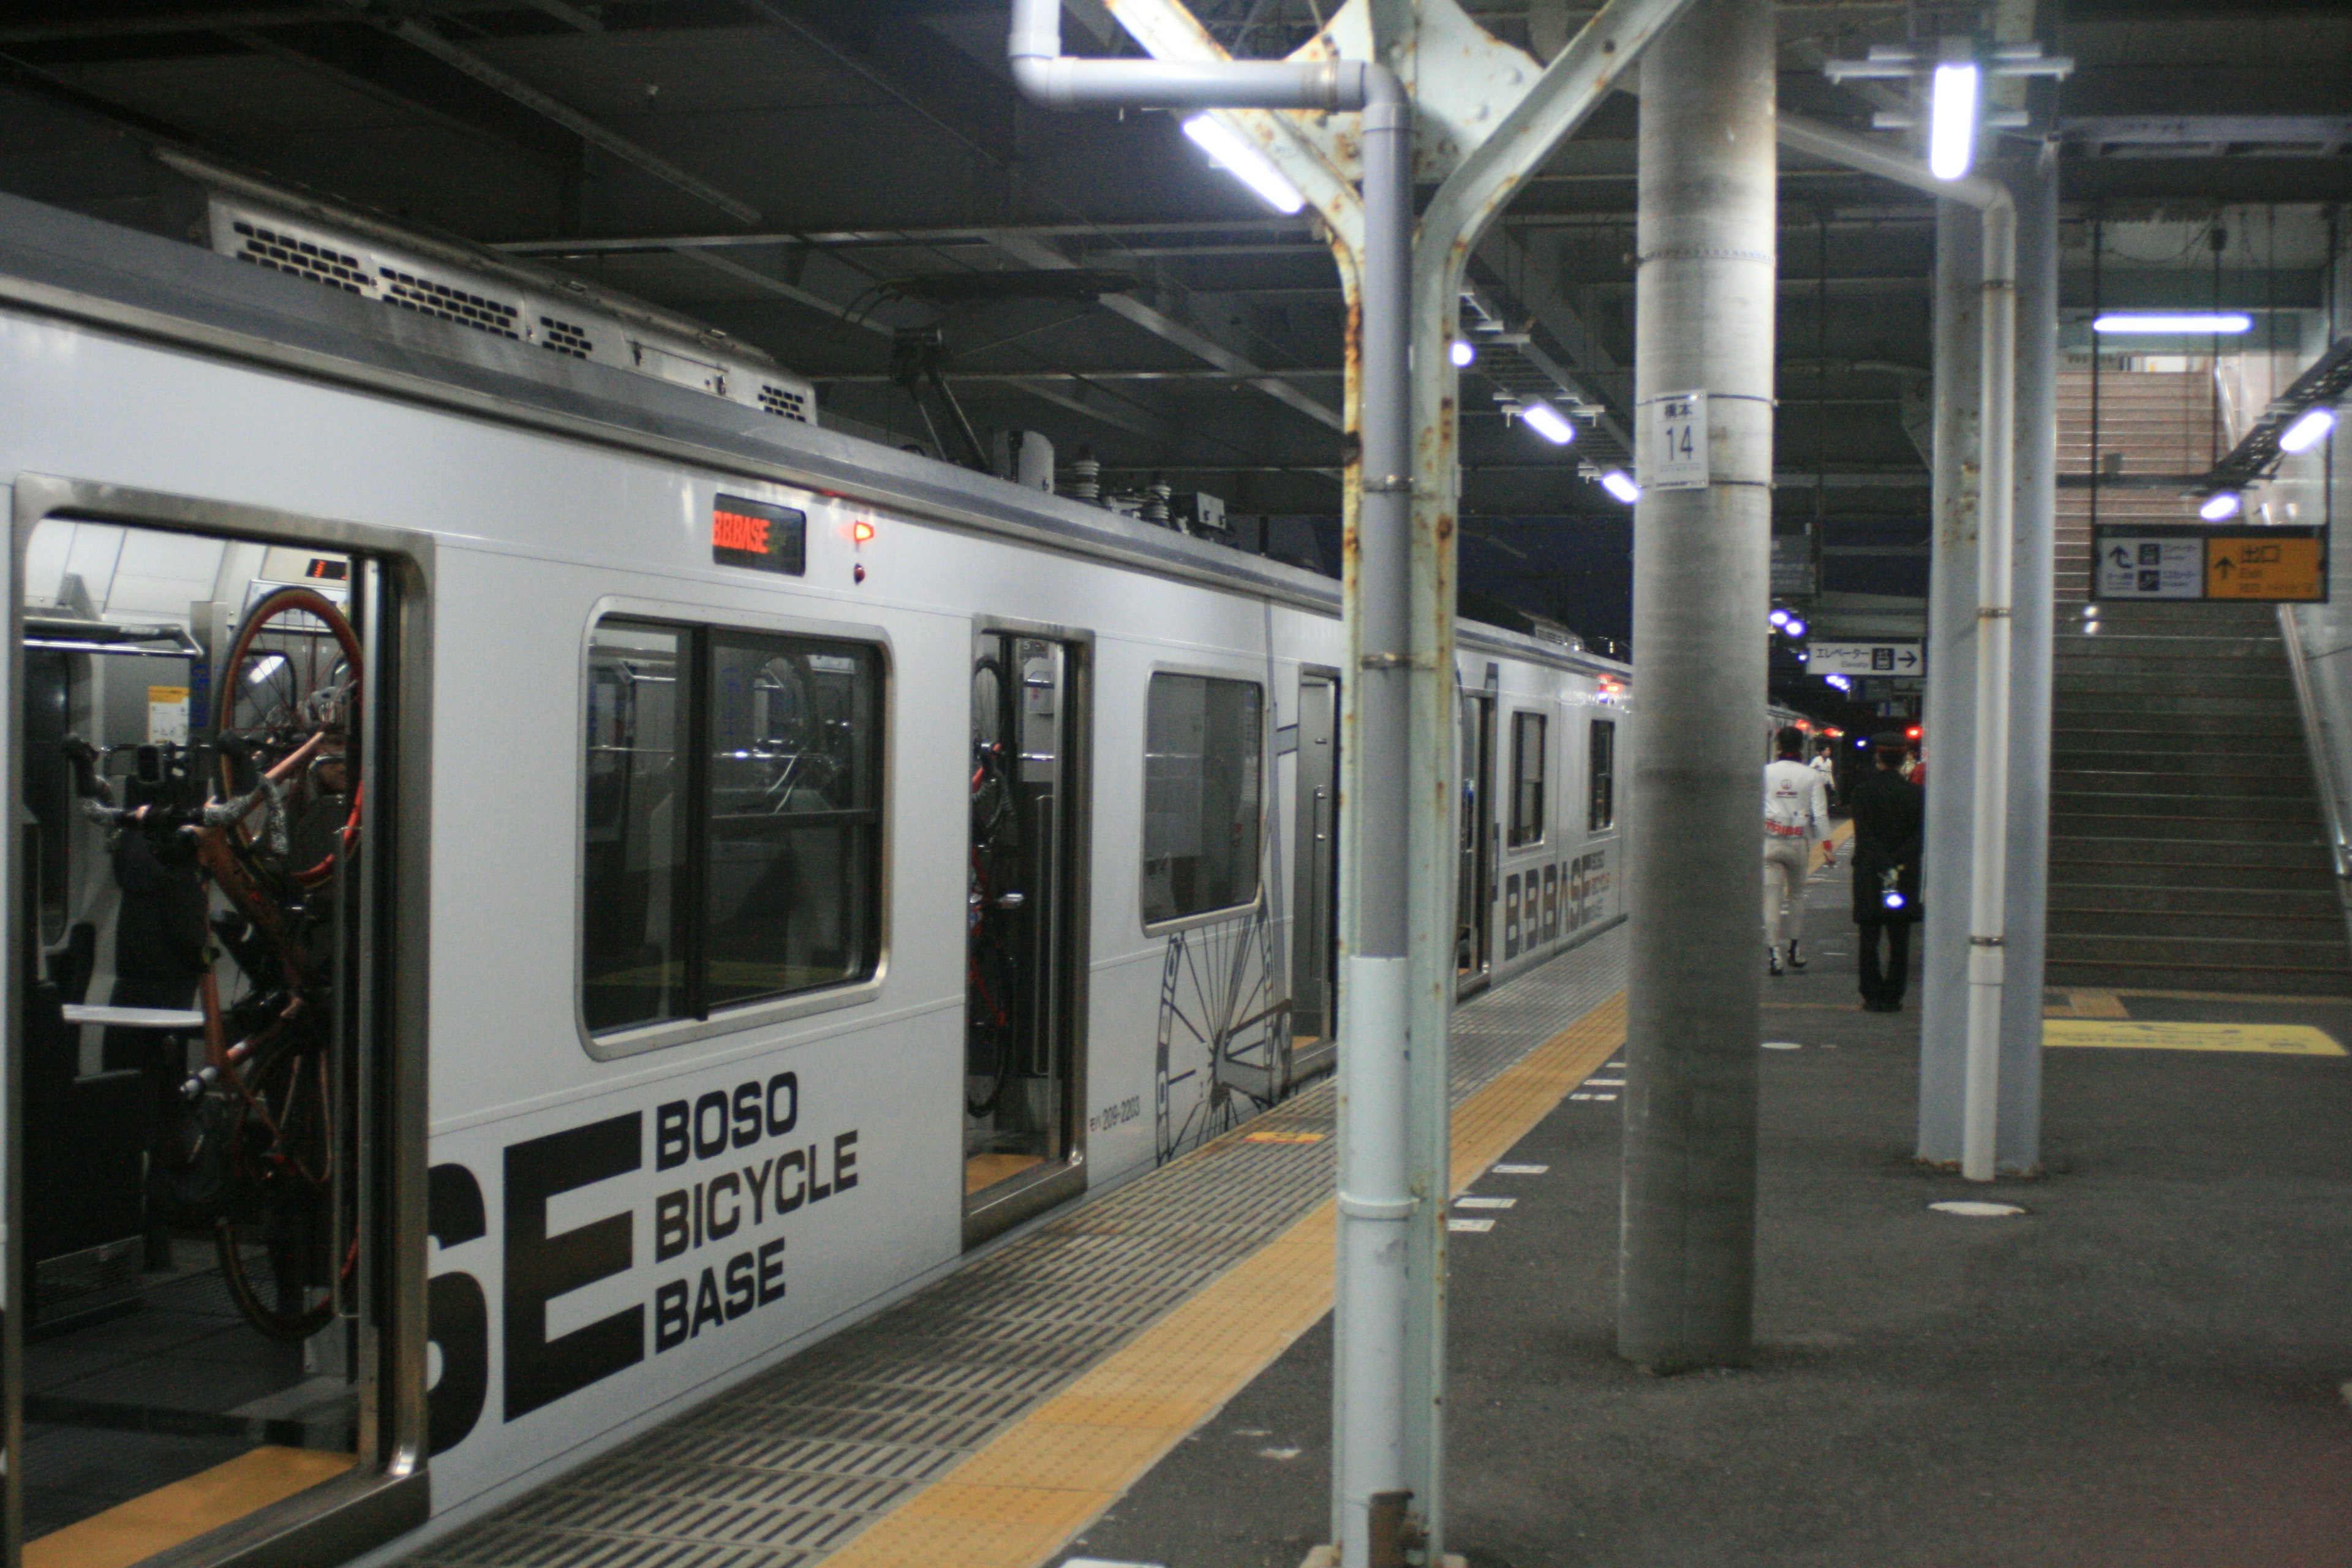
[1642,391,1709,491]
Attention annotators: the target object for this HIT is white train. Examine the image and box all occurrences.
[0,181,1630,1566]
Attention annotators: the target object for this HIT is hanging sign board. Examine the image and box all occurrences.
[1810,642,1923,677]
[2092,524,2326,603]
[1641,391,1709,491]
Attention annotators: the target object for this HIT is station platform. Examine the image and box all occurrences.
[409,848,2352,1568]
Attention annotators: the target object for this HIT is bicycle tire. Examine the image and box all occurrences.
[214,1028,337,1343]
[214,585,364,878]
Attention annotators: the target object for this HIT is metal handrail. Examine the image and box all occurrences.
[2275,604,2352,952]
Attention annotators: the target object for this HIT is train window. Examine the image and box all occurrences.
[584,622,692,1031]
[1142,673,1262,925]
[1509,710,1547,848]
[582,617,883,1035]
[1589,717,1618,832]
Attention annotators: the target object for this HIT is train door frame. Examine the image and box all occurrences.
[960,616,1093,1250]
[1287,666,1338,1079]
[4,475,432,1568]
[1456,668,1498,997]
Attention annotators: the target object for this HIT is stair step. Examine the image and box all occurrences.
[2040,882,2342,914]
[2052,813,2320,841]
[2046,932,2352,971]
[2046,861,2339,892]
[2049,766,2315,795]
[2047,906,2346,939]
[2048,836,2333,869]
[2050,791,2317,820]
[2053,732,2309,757]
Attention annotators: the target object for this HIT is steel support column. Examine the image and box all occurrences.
[1918,199,1983,1166]
[1616,0,1778,1372]
[1998,148,2057,1172]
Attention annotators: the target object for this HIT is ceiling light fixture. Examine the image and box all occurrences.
[2093,312,2253,334]
[1180,115,1305,216]
[1785,617,1808,638]
[1600,470,1640,504]
[2280,406,2337,454]
[1450,339,1476,368]
[2199,490,2242,521]
[1928,61,1980,181]
[1518,399,1575,445]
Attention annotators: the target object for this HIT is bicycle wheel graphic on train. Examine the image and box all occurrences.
[1153,905,1290,1164]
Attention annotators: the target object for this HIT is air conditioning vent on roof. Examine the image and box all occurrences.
[758,382,810,422]
[231,221,369,294]
[539,315,595,359]
[379,267,522,340]
[205,195,818,427]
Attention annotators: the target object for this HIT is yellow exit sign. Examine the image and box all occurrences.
[2206,535,2324,601]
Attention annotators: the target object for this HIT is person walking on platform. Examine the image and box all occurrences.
[1809,735,1838,805]
[1763,725,1833,976]
[1850,732,1924,1011]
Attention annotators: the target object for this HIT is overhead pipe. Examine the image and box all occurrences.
[1780,112,2016,1181]
[1006,6,1420,1562]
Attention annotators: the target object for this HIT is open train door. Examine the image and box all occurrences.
[1288,669,1338,1082]
[6,480,428,1568]
[961,621,1092,1248]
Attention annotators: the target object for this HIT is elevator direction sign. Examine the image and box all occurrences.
[1810,642,1923,677]
[2093,524,2327,603]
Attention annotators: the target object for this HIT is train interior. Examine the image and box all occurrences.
[13,517,376,1559]
[962,633,1079,1207]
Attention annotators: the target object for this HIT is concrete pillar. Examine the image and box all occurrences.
[1618,0,1776,1373]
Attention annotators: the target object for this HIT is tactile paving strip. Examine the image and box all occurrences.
[404,928,1626,1568]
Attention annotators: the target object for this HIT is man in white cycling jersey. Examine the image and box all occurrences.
[1763,725,1833,975]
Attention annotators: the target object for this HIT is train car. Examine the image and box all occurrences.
[0,186,1632,1566]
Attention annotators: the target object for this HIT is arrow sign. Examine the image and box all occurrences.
[1810,641,1926,677]
[2108,545,2132,568]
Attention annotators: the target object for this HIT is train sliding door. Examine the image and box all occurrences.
[962,624,1090,1246]
[6,483,426,1568]
[1456,684,1496,992]
[1288,670,1338,1080]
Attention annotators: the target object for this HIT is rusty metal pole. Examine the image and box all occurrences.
[1616,0,1778,1372]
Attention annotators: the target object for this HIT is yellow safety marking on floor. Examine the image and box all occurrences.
[818,993,1628,1568]
[1242,1129,1326,1144]
[2044,1019,2346,1055]
[24,1446,353,1568]
[2106,986,2352,1007]
[2044,989,2132,1019]
[1812,818,1856,871]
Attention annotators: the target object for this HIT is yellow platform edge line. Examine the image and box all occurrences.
[819,992,1629,1568]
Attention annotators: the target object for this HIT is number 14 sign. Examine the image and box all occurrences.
[1642,391,1709,491]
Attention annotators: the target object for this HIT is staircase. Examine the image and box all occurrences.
[2045,355,2352,995]
[2046,601,2352,995]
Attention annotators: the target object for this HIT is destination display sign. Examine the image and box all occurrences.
[710,494,807,576]
[2092,524,2326,603]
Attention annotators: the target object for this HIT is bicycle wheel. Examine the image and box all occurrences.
[214,586,363,882]
[215,1029,338,1342]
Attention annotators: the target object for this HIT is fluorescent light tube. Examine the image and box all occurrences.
[1600,469,1641,504]
[1928,62,1980,181]
[2093,312,2253,334]
[1181,115,1304,215]
[1450,339,1476,368]
[1785,618,1807,638]
[2199,491,2241,521]
[2280,407,2337,454]
[1518,399,1575,445]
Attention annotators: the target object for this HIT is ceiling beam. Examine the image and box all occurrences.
[987,232,1343,432]
[360,12,763,223]
[223,23,581,175]
[729,0,1016,170]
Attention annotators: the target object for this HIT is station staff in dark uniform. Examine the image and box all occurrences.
[1850,731,1924,1012]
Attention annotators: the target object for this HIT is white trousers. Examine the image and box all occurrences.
[1762,835,1811,952]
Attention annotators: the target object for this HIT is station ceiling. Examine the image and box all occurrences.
[0,0,2345,649]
